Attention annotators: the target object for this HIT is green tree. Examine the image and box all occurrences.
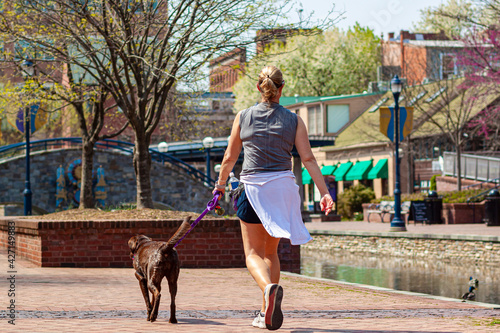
[234,23,380,111]
[413,0,492,37]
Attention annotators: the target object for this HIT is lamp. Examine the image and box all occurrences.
[202,136,214,185]
[390,75,402,94]
[389,75,406,232]
[158,141,169,153]
[21,59,35,216]
[202,136,214,149]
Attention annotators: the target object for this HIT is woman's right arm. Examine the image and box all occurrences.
[294,115,334,215]
[213,111,243,195]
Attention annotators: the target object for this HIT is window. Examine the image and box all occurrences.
[326,104,349,133]
[307,105,322,135]
[14,39,54,61]
[425,86,447,103]
[440,53,458,79]
[408,90,427,106]
[368,97,388,113]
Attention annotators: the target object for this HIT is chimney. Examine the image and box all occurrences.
[388,32,394,40]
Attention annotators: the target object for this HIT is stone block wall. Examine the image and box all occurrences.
[0,149,214,214]
[0,218,300,273]
[304,234,500,266]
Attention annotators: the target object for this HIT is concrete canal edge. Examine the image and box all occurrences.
[282,271,500,309]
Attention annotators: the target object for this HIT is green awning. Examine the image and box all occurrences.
[367,159,388,179]
[333,162,353,181]
[302,168,313,184]
[345,160,373,181]
[321,165,337,175]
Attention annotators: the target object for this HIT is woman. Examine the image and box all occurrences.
[214,65,333,330]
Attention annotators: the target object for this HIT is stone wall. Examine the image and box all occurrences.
[304,234,500,266]
[0,217,300,273]
[0,149,214,214]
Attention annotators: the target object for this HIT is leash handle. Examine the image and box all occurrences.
[173,191,222,248]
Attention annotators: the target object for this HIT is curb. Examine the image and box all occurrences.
[282,271,500,310]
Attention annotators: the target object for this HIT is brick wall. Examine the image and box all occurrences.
[0,218,300,273]
[443,203,485,224]
[437,176,497,192]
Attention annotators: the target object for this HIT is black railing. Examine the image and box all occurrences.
[0,137,215,186]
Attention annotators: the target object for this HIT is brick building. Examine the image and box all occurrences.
[379,30,466,86]
[208,47,246,93]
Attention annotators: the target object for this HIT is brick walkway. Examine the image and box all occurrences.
[1,251,499,332]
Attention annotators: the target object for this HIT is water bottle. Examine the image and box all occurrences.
[229,172,239,191]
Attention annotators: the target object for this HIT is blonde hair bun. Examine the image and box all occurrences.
[258,66,283,102]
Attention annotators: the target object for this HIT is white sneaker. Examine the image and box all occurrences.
[264,284,283,330]
[252,311,266,329]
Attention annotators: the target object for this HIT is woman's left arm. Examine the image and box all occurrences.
[294,115,334,215]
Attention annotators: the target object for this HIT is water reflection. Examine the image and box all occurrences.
[301,249,500,305]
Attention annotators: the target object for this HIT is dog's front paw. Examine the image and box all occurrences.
[169,317,177,324]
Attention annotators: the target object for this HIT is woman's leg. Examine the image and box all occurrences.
[240,221,281,312]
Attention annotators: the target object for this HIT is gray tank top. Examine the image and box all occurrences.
[239,102,298,175]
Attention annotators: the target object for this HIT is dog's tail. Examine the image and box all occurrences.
[160,216,192,254]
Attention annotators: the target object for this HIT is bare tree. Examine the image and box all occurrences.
[0,0,334,208]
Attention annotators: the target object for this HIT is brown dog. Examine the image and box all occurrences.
[128,217,192,323]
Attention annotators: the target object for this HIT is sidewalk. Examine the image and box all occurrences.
[1,251,499,332]
[305,221,500,239]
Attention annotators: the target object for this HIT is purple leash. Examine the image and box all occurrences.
[173,192,222,248]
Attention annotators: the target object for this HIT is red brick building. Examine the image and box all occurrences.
[208,47,246,93]
[380,30,466,86]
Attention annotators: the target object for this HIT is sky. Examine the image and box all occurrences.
[297,0,447,36]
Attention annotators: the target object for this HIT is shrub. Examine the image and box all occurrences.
[338,184,375,219]
[430,174,438,191]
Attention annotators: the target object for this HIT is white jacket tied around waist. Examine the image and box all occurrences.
[240,170,312,245]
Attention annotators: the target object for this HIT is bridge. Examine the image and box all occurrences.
[0,136,334,214]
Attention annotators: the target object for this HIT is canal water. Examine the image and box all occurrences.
[300,249,500,305]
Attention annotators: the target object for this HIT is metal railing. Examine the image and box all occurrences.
[0,137,215,186]
[443,152,500,183]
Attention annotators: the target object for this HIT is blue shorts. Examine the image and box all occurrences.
[236,189,262,224]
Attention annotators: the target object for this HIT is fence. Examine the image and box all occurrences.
[443,152,500,182]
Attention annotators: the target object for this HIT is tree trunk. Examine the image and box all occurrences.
[456,147,462,191]
[133,134,154,209]
[80,140,95,208]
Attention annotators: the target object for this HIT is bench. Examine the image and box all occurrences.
[366,201,411,223]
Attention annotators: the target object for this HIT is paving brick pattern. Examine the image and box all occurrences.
[1,251,499,332]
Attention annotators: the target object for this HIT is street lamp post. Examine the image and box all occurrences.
[390,75,406,232]
[202,136,214,185]
[158,141,169,163]
[21,59,35,216]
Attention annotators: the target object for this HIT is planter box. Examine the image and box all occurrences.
[362,202,485,224]
[443,202,485,224]
[0,217,300,273]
